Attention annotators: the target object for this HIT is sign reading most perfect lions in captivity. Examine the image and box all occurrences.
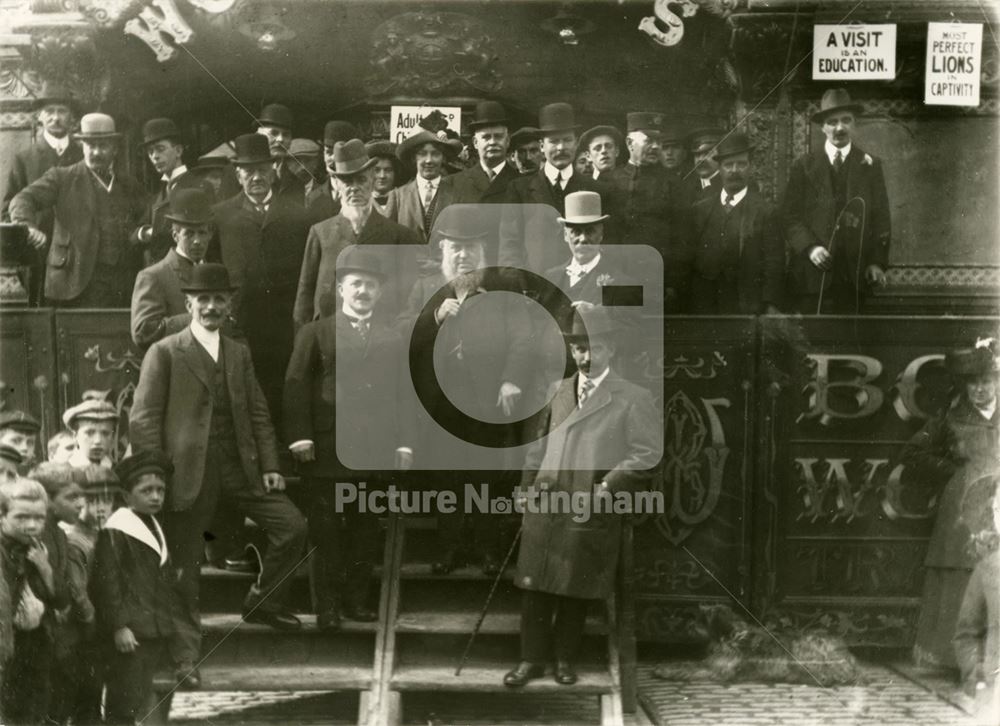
[925,22,982,106]
[389,106,461,145]
[813,24,897,80]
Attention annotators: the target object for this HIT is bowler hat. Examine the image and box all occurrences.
[230,133,276,166]
[34,83,79,114]
[579,125,624,154]
[0,410,40,434]
[141,117,182,147]
[566,307,618,341]
[558,190,610,226]
[626,112,665,136]
[179,262,238,293]
[430,204,489,243]
[468,101,509,130]
[323,120,359,147]
[62,396,117,430]
[510,127,541,148]
[115,450,173,489]
[164,188,214,226]
[688,127,724,154]
[811,88,863,124]
[327,139,377,178]
[946,345,1000,378]
[397,130,460,165]
[0,444,22,467]
[336,246,387,282]
[0,223,29,266]
[537,102,580,135]
[256,103,293,130]
[74,113,120,141]
[714,132,753,160]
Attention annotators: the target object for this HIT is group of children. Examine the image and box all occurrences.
[0,396,179,725]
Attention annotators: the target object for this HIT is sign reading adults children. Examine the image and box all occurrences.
[925,22,983,106]
[389,106,461,144]
[813,23,897,80]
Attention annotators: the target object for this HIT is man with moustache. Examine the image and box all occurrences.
[686,127,724,201]
[386,129,458,244]
[306,120,359,222]
[578,125,623,181]
[782,88,890,314]
[133,118,214,265]
[365,141,402,216]
[689,133,785,314]
[255,103,307,207]
[508,127,543,176]
[9,113,145,308]
[131,188,219,348]
[3,85,82,305]
[294,139,422,328]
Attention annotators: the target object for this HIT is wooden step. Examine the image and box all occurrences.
[394,610,606,636]
[391,662,615,694]
[200,612,378,635]
[152,663,371,692]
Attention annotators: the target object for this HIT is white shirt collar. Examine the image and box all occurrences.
[44,130,69,155]
[825,141,852,165]
[699,170,718,188]
[976,399,997,420]
[68,448,113,469]
[342,302,372,321]
[481,160,506,177]
[174,247,198,264]
[416,175,440,193]
[544,162,572,186]
[245,189,273,209]
[567,253,602,278]
[721,186,748,207]
[579,366,611,393]
[190,319,220,362]
[162,164,188,184]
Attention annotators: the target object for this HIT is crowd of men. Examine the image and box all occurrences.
[0,85,895,718]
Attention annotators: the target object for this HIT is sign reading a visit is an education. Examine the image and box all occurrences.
[925,22,982,106]
[813,24,897,80]
[389,106,461,145]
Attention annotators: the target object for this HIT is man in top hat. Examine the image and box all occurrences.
[130,262,308,680]
[284,247,416,629]
[305,120,360,223]
[689,133,785,315]
[499,103,609,279]
[9,112,145,307]
[63,393,119,468]
[365,140,403,217]
[212,132,313,423]
[294,139,422,329]
[0,410,41,473]
[605,112,689,311]
[386,129,459,244]
[3,84,82,305]
[508,127,544,176]
[255,103,307,207]
[505,306,661,688]
[686,127,724,201]
[133,118,215,266]
[579,125,623,181]
[781,88,891,315]
[131,187,223,348]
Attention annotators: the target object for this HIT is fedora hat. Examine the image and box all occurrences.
[537,102,579,135]
[75,113,120,141]
[323,120,359,147]
[579,125,624,153]
[141,117,181,147]
[510,126,541,148]
[557,190,610,226]
[811,88,864,124]
[256,103,293,130]
[626,112,665,136]
[336,246,387,281]
[179,262,238,293]
[688,127,724,154]
[328,139,377,177]
[714,132,753,160]
[566,307,618,342]
[468,100,509,130]
[397,130,460,165]
[230,133,277,166]
[164,188,214,226]
[34,83,79,113]
[431,204,489,243]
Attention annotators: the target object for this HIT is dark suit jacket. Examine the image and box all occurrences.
[385,177,456,244]
[498,167,606,275]
[441,161,520,264]
[690,187,785,314]
[294,210,423,328]
[781,146,891,296]
[542,255,636,331]
[130,248,195,348]
[130,327,281,511]
[2,136,82,227]
[9,161,145,301]
[305,179,341,224]
[274,161,306,207]
[283,311,416,478]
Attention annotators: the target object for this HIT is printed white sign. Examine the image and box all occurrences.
[813,24,896,80]
[389,106,461,145]
[925,22,982,106]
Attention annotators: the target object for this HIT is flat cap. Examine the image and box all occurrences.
[115,450,173,488]
[0,410,40,433]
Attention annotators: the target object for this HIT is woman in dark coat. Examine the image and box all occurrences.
[903,342,1000,670]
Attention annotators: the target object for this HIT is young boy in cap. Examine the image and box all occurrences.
[91,450,178,724]
[63,394,118,468]
[0,410,41,473]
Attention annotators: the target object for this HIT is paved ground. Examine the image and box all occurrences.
[163,658,976,725]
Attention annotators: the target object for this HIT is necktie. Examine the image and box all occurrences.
[487,168,496,182]
[578,377,595,408]
[833,150,844,171]
[552,172,566,208]
[422,181,436,234]
[723,194,734,213]
[348,316,370,342]
[422,181,435,208]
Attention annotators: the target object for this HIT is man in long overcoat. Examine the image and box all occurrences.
[505,307,661,688]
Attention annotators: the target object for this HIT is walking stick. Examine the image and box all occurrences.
[815,197,866,315]
[454,525,523,676]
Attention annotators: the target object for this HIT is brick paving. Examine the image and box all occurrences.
[164,659,973,725]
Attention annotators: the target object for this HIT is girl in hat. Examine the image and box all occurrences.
[903,338,1000,672]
